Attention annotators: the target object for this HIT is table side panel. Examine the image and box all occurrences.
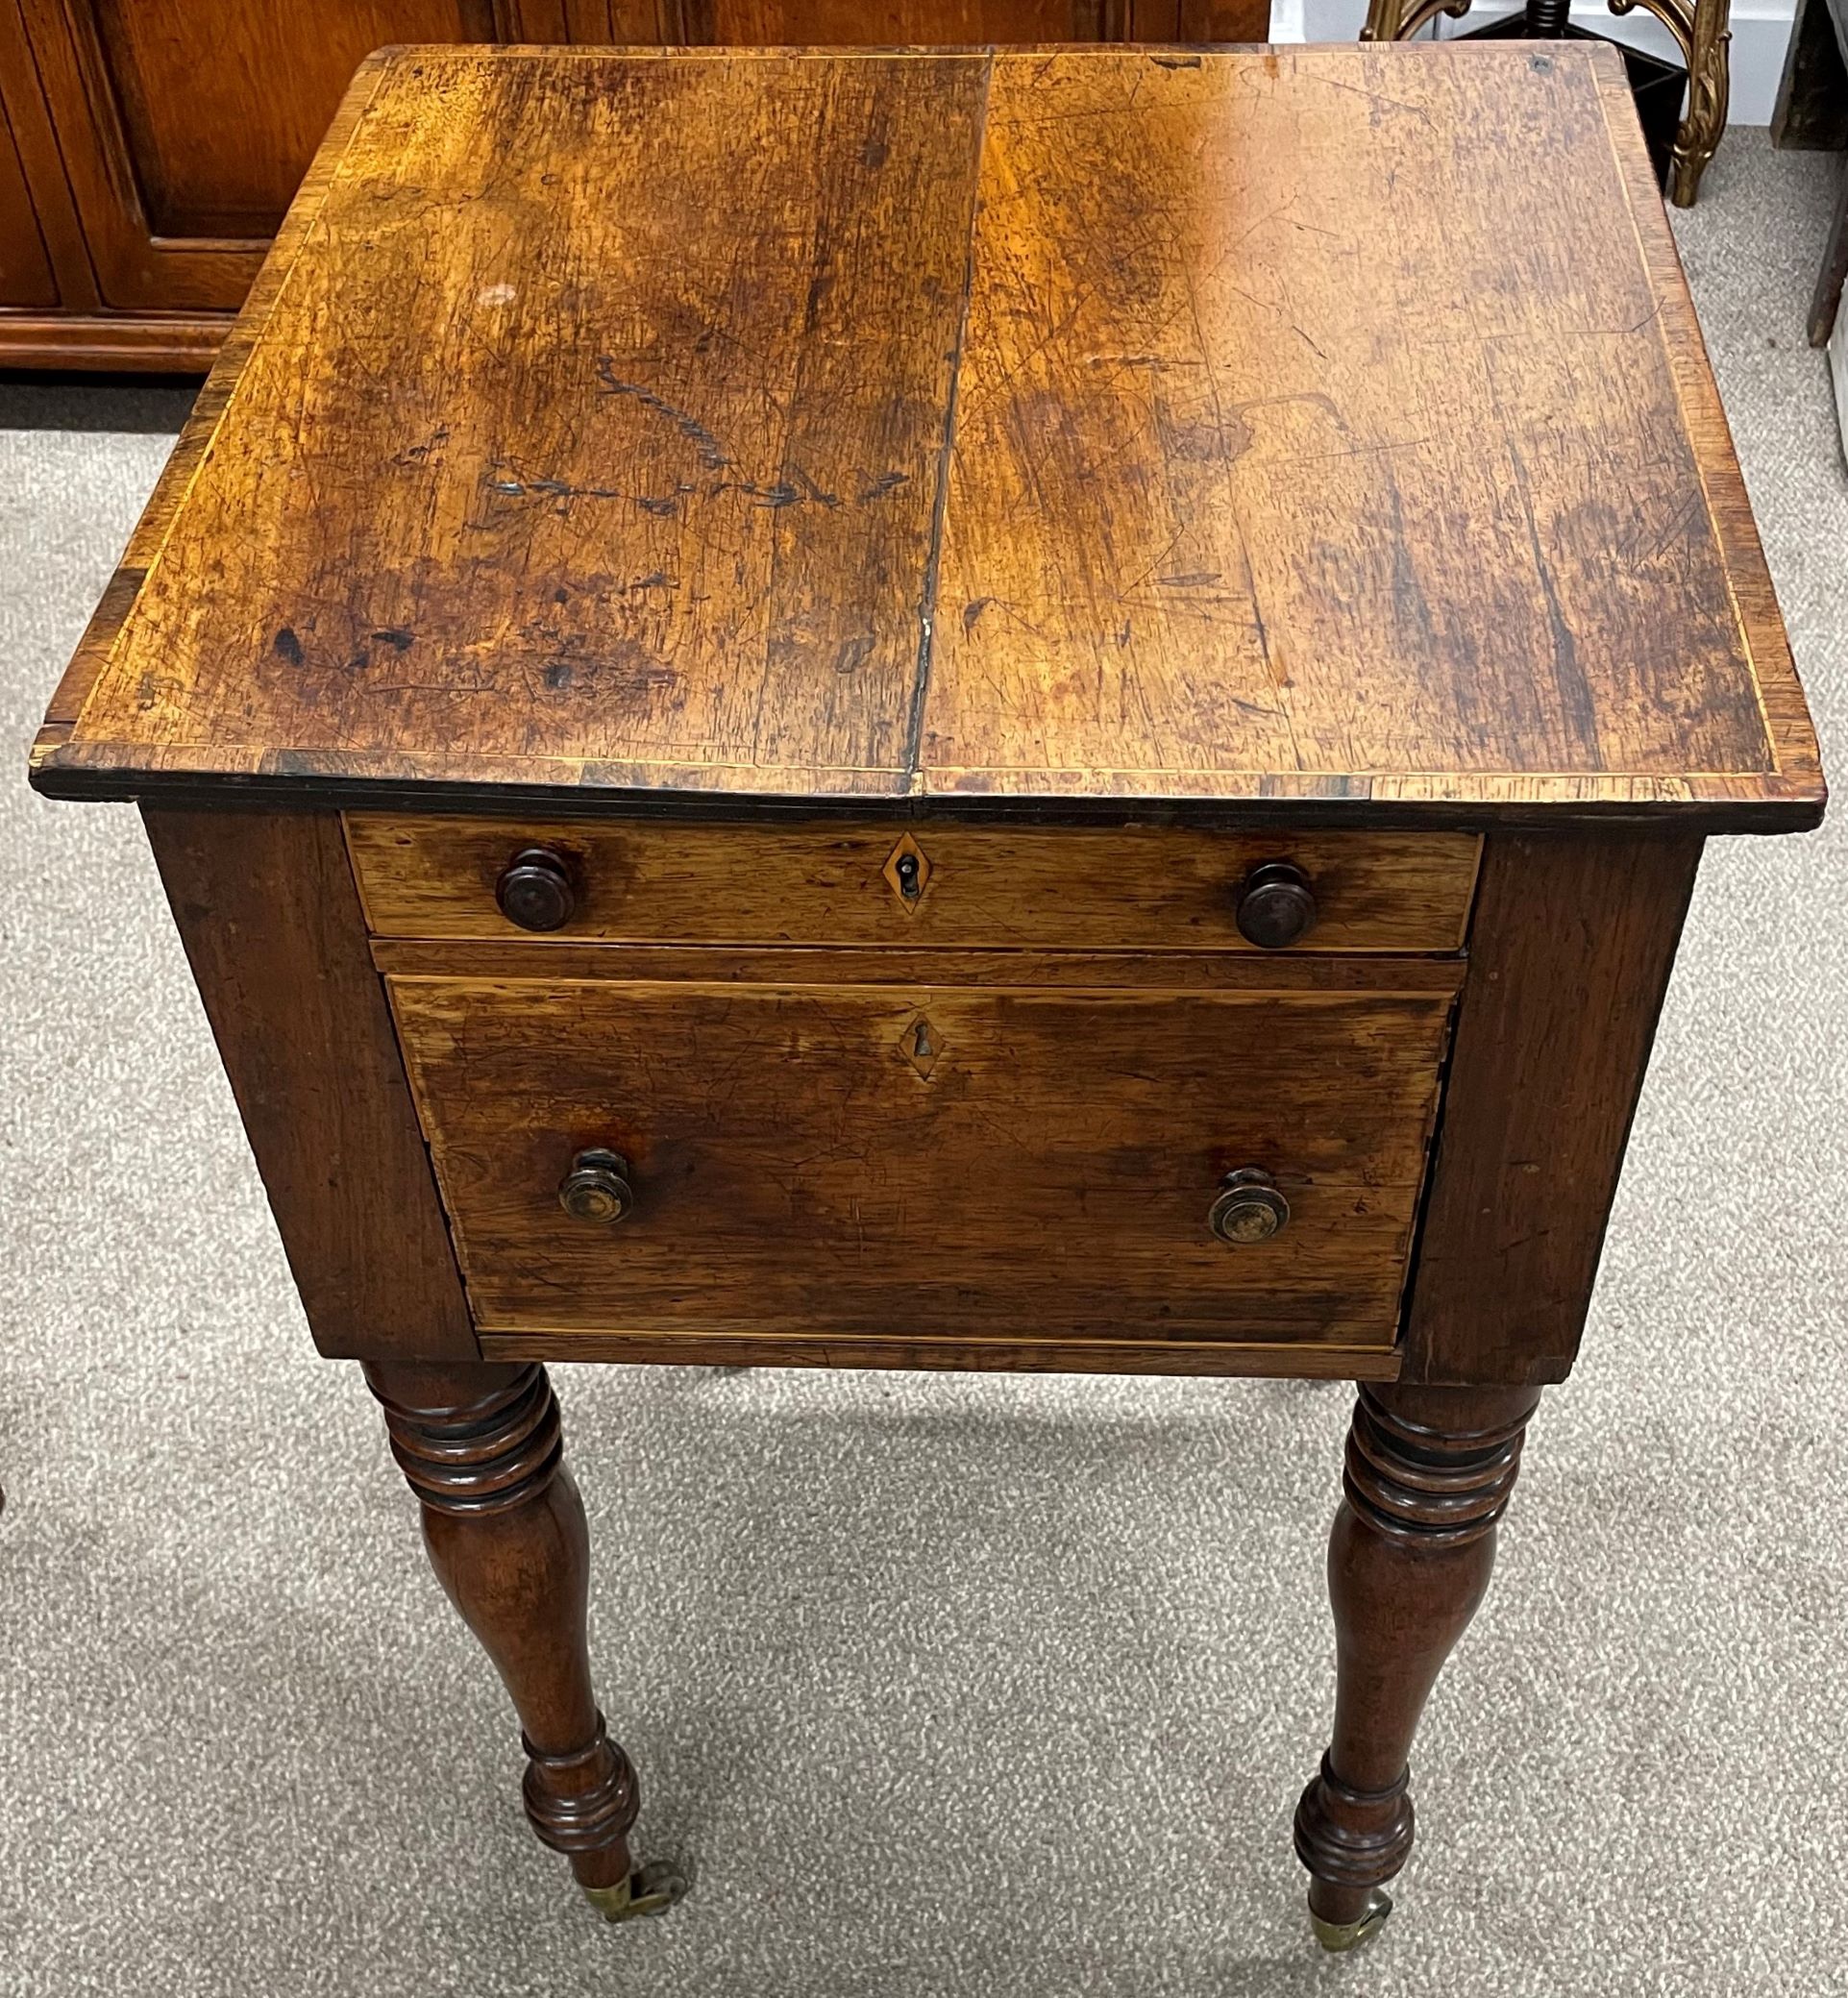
[1399,827,1704,1385]
[141,806,478,1362]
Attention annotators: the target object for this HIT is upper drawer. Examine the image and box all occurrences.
[348,817,1480,952]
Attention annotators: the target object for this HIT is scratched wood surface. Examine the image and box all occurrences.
[387,973,1453,1345]
[30,43,1824,828]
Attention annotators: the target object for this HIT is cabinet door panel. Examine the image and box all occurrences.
[12,0,1275,332]
[684,1,1269,47]
[557,0,676,28]
[0,100,57,306]
[696,1,1106,38]
[84,0,498,239]
[1176,0,1269,34]
[18,0,514,311]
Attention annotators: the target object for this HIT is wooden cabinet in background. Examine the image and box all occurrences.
[0,0,1269,370]
[0,93,55,304]
[16,0,512,313]
[685,2,1247,37]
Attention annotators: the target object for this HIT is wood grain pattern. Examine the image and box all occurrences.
[142,807,478,1363]
[1398,829,1703,1386]
[387,974,1454,1345]
[691,0,1115,37]
[40,1,505,244]
[1589,53,1820,803]
[12,0,530,313]
[694,0,1274,37]
[0,0,1269,368]
[349,815,1481,950]
[0,94,55,307]
[38,51,985,800]
[30,44,1823,832]
[0,0,99,314]
[32,54,390,763]
[926,45,1807,815]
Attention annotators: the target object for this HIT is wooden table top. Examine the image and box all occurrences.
[31,43,1823,830]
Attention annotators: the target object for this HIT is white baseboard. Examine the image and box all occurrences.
[1830,300,1848,459]
[1275,0,1796,126]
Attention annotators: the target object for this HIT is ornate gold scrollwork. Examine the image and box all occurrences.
[1358,0,1732,207]
[1361,0,1473,41]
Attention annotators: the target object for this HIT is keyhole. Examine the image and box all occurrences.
[896,851,922,900]
[912,1019,934,1059]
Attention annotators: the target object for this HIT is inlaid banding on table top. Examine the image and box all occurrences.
[27,43,1822,829]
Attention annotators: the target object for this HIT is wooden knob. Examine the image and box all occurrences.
[1235,861,1318,950]
[558,1148,632,1224]
[1208,1168,1289,1245]
[497,845,576,931]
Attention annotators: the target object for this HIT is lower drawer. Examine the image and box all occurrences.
[387,971,1455,1356]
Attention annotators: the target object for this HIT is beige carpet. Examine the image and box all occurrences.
[2,131,1845,1997]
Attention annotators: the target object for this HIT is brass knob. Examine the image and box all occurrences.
[558,1148,633,1224]
[1235,861,1318,950]
[1208,1168,1289,1245]
[497,845,576,931]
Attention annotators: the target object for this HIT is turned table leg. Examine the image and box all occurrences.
[1294,1383,1540,1950]
[364,1359,684,1922]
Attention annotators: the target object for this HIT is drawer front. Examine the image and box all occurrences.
[387,974,1454,1352]
[350,816,1480,952]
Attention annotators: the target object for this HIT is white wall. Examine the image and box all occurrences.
[1269,0,1796,126]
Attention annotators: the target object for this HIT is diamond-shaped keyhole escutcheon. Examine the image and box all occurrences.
[882,833,931,913]
[899,1011,944,1080]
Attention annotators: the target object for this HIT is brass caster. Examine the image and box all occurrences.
[581,1859,691,1924]
[1309,1887,1392,1954]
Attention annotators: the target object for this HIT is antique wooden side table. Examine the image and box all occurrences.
[29,42,1824,1953]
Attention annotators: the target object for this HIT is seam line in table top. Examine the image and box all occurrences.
[902,53,994,796]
